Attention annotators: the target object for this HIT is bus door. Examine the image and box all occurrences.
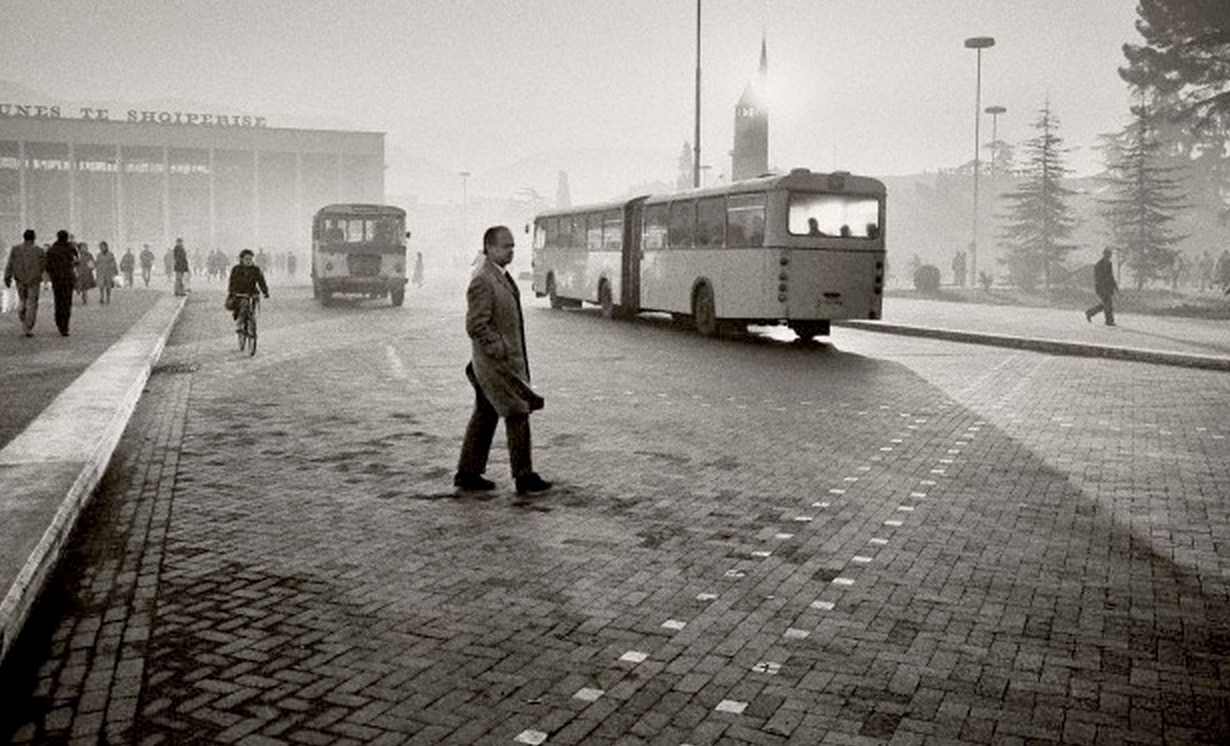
[621,198,646,313]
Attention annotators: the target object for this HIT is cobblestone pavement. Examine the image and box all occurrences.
[2,284,1229,745]
[0,288,163,449]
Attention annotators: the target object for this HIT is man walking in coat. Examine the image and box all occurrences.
[45,229,79,336]
[139,244,155,286]
[4,229,45,337]
[454,225,551,495]
[172,238,190,296]
[1085,247,1118,326]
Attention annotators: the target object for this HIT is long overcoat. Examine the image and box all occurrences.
[466,259,539,417]
[1094,256,1117,298]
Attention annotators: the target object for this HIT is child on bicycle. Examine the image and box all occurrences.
[226,249,270,330]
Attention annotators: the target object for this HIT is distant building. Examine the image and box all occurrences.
[0,105,384,250]
[731,37,768,182]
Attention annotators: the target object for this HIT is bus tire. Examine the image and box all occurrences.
[692,283,717,336]
[598,280,616,319]
[547,275,565,310]
[391,287,405,307]
[790,320,830,340]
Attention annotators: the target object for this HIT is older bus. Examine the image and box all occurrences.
[531,168,885,338]
[312,204,410,306]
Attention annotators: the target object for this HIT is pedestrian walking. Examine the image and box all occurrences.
[951,250,967,288]
[412,251,424,287]
[1085,248,1118,326]
[172,238,189,296]
[139,244,155,286]
[454,226,551,495]
[163,248,173,282]
[74,242,96,304]
[120,247,135,289]
[96,241,118,304]
[4,229,46,337]
[45,230,78,336]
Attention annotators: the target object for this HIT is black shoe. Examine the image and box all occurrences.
[59,329,69,337]
[515,473,552,495]
[454,472,496,491]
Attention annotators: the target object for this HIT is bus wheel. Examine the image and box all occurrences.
[693,283,717,336]
[547,275,565,309]
[391,287,405,307]
[790,320,830,340]
[598,280,615,319]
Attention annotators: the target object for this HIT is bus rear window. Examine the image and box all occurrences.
[788,193,880,239]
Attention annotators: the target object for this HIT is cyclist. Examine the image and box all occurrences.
[226,249,270,331]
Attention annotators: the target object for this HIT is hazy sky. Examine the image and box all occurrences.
[4,0,1140,194]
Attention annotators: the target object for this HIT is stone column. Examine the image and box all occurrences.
[162,146,171,246]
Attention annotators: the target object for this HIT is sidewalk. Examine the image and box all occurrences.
[840,296,1230,371]
[0,291,184,666]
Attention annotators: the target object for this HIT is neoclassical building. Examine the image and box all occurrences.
[0,107,384,252]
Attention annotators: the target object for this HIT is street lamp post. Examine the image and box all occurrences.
[964,36,995,289]
[693,0,702,189]
[985,105,1006,180]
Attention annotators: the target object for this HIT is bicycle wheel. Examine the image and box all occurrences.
[246,313,257,356]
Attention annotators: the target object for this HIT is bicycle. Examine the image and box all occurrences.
[234,294,260,356]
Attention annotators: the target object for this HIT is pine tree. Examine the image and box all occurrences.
[1097,102,1188,289]
[1120,0,1230,132]
[997,102,1080,291]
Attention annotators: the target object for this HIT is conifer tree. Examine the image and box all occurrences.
[1097,103,1188,289]
[997,102,1079,291]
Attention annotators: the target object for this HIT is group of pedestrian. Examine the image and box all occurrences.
[3,229,86,337]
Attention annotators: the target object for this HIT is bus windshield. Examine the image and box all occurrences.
[322,216,404,245]
[788,192,880,239]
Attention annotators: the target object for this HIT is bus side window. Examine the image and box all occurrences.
[668,200,696,250]
[727,193,765,247]
[571,215,586,250]
[533,221,546,250]
[586,213,603,252]
[696,197,726,249]
[544,217,560,249]
[603,210,622,252]
[643,204,668,250]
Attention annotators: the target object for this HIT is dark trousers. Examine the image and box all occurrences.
[457,366,532,478]
[51,279,74,333]
[1087,293,1115,325]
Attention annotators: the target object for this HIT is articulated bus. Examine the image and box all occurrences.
[530,168,885,338]
[311,204,410,306]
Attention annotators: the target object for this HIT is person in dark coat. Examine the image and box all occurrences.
[4,229,45,337]
[454,225,550,495]
[227,248,270,330]
[119,247,135,289]
[139,244,155,286]
[45,230,79,336]
[172,238,189,296]
[1085,248,1118,326]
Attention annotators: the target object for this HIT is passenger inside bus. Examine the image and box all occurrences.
[807,218,826,237]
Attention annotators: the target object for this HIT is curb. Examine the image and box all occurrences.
[836,320,1230,372]
[0,295,186,667]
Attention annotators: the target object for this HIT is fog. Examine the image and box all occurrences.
[4,0,1139,198]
